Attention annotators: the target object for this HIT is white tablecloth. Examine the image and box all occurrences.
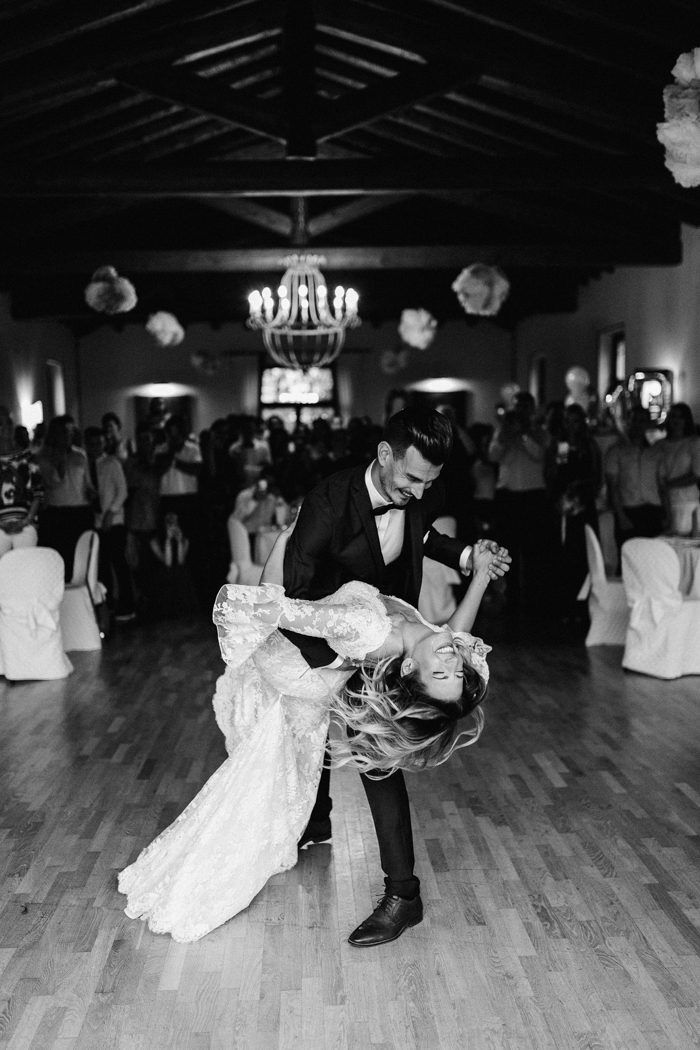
[661,536,700,597]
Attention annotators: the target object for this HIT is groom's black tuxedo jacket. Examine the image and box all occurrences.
[282,463,466,668]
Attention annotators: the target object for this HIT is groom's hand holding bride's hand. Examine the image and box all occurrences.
[473,538,511,580]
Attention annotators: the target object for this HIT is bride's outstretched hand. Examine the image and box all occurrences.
[260,503,300,585]
[474,538,510,580]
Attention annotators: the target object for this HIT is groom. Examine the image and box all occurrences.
[283,407,509,947]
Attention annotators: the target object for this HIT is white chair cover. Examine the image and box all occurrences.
[419,516,461,625]
[579,524,629,646]
[227,516,263,586]
[621,537,700,679]
[60,530,104,651]
[0,547,73,680]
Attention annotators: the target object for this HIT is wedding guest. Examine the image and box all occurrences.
[488,392,552,625]
[154,414,202,543]
[0,405,43,556]
[604,405,664,563]
[13,424,30,452]
[124,423,161,617]
[148,512,198,618]
[37,415,94,580]
[435,403,477,540]
[84,426,136,622]
[102,412,132,462]
[546,403,602,620]
[154,414,204,606]
[468,423,497,535]
[656,402,700,535]
[230,415,272,486]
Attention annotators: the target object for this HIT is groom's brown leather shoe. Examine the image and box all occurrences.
[348,894,423,947]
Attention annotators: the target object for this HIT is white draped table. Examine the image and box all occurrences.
[661,536,700,597]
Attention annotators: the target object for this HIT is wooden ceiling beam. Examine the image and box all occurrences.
[314,59,475,141]
[4,242,681,274]
[0,0,175,64]
[204,198,293,237]
[479,75,656,145]
[0,2,285,110]
[325,0,660,84]
[307,194,414,237]
[0,158,671,196]
[116,65,284,142]
[317,1,658,100]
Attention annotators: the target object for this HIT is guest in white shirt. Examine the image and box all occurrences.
[37,415,94,580]
[85,426,135,621]
[604,405,664,564]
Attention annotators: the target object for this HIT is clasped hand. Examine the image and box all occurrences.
[472,538,511,580]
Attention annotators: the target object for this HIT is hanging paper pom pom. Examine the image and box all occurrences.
[379,348,409,375]
[452,263,510,317]
[398,308,438,350]
[657,48,700,188]
[84,265,137,314]
[146,311,185,347]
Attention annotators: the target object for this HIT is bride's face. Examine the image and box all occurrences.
[401,628,464,702]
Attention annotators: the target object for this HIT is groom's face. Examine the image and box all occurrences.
[376,443,443,505]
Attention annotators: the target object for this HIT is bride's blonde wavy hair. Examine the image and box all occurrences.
[328,637,487,780]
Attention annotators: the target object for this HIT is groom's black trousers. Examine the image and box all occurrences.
[307,757,420,900]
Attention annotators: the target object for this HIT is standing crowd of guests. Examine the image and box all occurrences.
[0,391,697,637]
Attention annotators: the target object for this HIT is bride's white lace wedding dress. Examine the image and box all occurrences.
[118,580,490,942]
[117,581,393,942]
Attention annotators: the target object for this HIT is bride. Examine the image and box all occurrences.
[118,527,501,942]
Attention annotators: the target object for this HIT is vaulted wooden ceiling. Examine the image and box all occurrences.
[1,0,698,330]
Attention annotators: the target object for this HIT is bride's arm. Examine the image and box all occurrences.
[260,519,296,585]
[446,540,502,634]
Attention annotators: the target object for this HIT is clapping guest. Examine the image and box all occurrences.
[37,415,94,580]
[656,402,700,535]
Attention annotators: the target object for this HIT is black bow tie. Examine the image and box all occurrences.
[372,503,398,516]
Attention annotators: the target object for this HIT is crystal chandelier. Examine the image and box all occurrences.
[247,254,360,369]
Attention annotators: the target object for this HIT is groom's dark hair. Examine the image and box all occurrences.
[383,407,453,465]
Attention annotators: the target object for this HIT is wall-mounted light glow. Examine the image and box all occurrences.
[128,382,195,398]
[406,377,472,394]
[20,400,44,430]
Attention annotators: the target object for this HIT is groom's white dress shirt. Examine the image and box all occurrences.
[365,462,472,572]
[322,464,471,669]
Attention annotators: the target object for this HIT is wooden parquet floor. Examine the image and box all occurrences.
[1,616,699,1050]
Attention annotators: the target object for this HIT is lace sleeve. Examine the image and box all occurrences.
[212,583,286,668]
[454,631,491,684]
[278,583,391,660]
